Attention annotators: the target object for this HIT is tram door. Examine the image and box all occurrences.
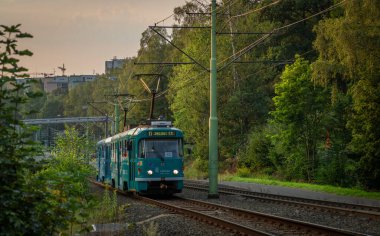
[128,139,135,190]
[105,145,111,180]
[97,147,101,179]
[117,141,121,188]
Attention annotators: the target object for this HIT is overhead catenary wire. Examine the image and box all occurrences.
[231,0,281,19]
[216,0,238,14]
[217,0,281,32]
[217,0,347,72]
[118,30,155,89]
[157,1,347,97]
[154,13,175,26]
[216,49,316,92]
[131,0,347,103]
[193,0,209,10]
[274,0,346,31]
[121,1,271,104]
[217,33,272,69]
[116,2,195,106]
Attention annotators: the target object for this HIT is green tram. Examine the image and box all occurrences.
[96,121,184,194]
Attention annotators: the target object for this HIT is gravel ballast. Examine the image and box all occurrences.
[89,184,237,236]
[177,188,380,235]
[90,182,380,235]
[122,199,237,236]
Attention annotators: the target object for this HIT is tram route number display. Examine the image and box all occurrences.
[147,131,176,137]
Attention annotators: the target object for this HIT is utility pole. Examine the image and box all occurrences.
[105,93,132,135]
[208,0,219,199]
[87,101,109,138]
[227,2,238,90]
[114,101,119,134]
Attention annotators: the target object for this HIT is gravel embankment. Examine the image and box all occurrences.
[89,184,238,236]
[122,200,237,236]
[177,188,380,235]
[89,183,379,235]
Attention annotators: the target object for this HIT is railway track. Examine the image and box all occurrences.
[90,180,365,235]
[184,180,380,221]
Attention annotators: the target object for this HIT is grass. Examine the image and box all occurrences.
[220,173,380,200]
[184,160,208,180]
[185,162,380,199]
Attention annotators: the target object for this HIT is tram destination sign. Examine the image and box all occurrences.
[148,131,176,137]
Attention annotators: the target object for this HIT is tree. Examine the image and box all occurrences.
[312,0,380,188]
[35,127,95,234]
[0,24,46,235]
[270,57,328,181]
[121,28,173,125]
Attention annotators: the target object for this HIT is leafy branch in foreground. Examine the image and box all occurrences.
[0,24,47,235]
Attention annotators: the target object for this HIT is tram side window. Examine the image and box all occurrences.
[124,140,127,156]
[139,140,145,158]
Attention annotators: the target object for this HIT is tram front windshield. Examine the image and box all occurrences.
[139,139,183,158]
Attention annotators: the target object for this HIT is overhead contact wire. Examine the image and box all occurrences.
[217,0,347,71]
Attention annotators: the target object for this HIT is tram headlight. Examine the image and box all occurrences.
[147,170,153,175]
[173,169,179,175]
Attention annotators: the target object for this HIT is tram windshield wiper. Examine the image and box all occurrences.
[151,146,164,162]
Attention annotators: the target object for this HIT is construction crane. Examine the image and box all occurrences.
[58,63,66,76]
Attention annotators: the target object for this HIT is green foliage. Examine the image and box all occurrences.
[35,127,96,234]
[90,188,129,225]
[312,0,380,189]
[42,93,65,118]
[236,167,251,178]
[221,175,380,200]
[184,159,208,180]
[13,0,378,190]
[168,0,334,174]
[64,75,118,118]
[239,127,273,172]
[121,28,173,124]
[0,24,48,235]
[316,147,358,187]
[270,57,328,181]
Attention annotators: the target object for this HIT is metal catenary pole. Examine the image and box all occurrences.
[114,101,119,134]
[208,0,219,198]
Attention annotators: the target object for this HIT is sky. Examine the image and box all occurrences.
[0,0,185,75]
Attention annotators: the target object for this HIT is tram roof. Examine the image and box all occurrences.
[97,126,182,145]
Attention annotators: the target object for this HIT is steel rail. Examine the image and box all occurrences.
[90,180,364,235]
[184,181,380,220]
[136,195,364,236]
[135,195,272,236]
[90,180,269,235]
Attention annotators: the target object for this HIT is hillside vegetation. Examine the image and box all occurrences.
[25,0,380,190]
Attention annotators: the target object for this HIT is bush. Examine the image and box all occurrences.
[35,127,96,234]
[316,147,358,187]
[237,167,251,178]
[239,126,273,172]
[185,159,208,179]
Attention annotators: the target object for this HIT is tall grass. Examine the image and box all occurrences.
[221,173,380,200]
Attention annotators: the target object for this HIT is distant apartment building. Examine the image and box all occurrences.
[43,76,68,93]
[105,57,125,74]
[68,75,97,90]
[18,74,99,93]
